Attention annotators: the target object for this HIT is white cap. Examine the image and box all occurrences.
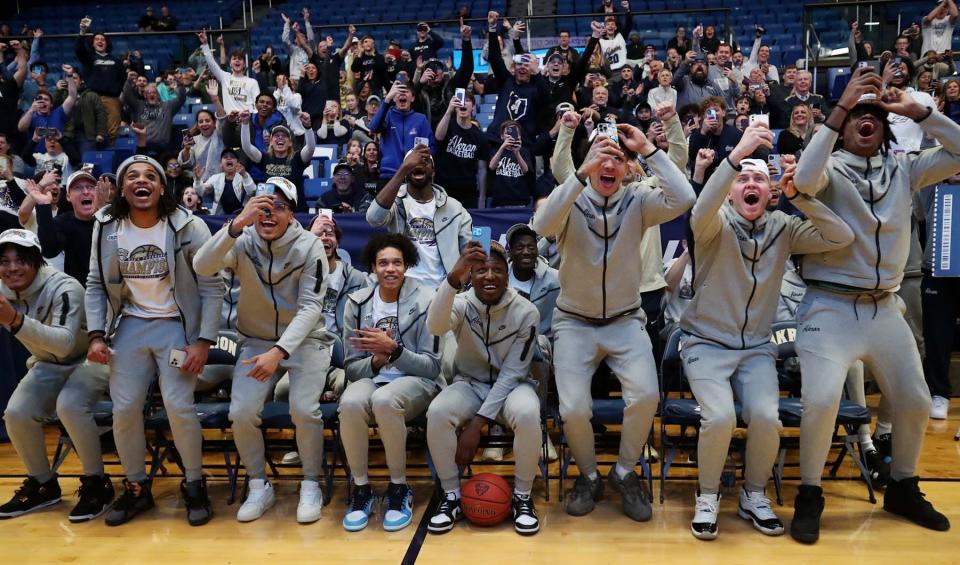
[264,177,298,206]
[0,228,42,252]
[739,158,770,179]
[66,170,96,189]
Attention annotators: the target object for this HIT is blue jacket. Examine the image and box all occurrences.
[369,103,435,179]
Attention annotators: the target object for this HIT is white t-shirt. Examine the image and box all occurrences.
[323,260,344,333]
[117,219,178,318]
[370,290,404,384]
[663,258,693,325]
[202,45,260,114]
[509,270,534,299]
[890,89,938,152]
[403,198,445,288]
[922,15,955,55]
[599,34,628,70]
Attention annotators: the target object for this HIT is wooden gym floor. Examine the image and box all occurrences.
[0,397,958,564]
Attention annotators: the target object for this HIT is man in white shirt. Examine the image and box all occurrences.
[922,0,958,54]
[599,0,634,74]
[197,30,259,115]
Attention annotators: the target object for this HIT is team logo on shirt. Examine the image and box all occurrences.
[119,245,168,279]
[375,315,402,345]
[323,287,338,315]
[496,156,524,178]
[446,134,478,159]
[507,93,528,121]
[407,218,437,246]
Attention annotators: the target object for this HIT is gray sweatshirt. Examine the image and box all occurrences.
[193,220,329,355]
[326,261,370,336]
[365,184,473,278]
[427,281,540,420]
[510,257,560,337]
[531,149,695,322]
[343,279,442,384]
[681,159,854,349]
[86,206,223,344]
[1,266,87,364]
[793,109,960,291]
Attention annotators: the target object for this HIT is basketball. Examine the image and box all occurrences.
[461,473,512,526]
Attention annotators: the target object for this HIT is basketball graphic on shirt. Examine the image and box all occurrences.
[119,244,169,279]
[407,217,437,247]
[322,287,338,315]
[375,315,402,346]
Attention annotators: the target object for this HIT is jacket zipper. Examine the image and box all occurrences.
[741,222,759,350]
[601,196,610,319]
[169,221,189,342]
[267,239,280,338]
[866,159,883,290]
[484,304,493,383]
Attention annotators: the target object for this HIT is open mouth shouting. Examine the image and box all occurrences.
[597,173,617,191]
[743,190,761,206]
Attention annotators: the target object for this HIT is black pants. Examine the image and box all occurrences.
[921,272,959,398]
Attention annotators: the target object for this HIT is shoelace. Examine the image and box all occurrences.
[12,478,38,501]
[349,488,371,512]
[386,485,407,512]
[114,481,141,510]
[514,495,535,516]
[745,492,773,513]
[436,496,457,516]
[75,477,99,498]
[695,495,719,514]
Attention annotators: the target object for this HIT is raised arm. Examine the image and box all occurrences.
[428,244,484,336]
[781,165,855,253]
[198,30,229,83]
[61,73,79,117]
[448,25,474,89]
[338,25,357,60]
[368,146,428,227]
[486,12,509,86]
[238,114,263,162]
[616,122,696,227]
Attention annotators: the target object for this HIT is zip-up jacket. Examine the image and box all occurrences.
[369,104,436,179]
[74,37,126,97]
[366,183,472,277]
[427,281,539,420]
[327,261,369,335]
[793,108,960,291]
[343,279,442,384]
[85,206,223,343]
[510,258,560,337]
[2,266,87,364]
[531,149,695,322]
[193,220,329,355]
[681,158,854,349]
[197,172,256,215]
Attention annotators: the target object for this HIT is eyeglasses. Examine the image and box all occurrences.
[315,229,336,237]
[166,162,181,169]
[334,171,352,178]
[272,200,291,212]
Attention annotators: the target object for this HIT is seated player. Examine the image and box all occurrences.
[426,242,542,535]
[0,229,112,521]
[339,233,442,532]
[193,177,331,524]
[680,125,854,540]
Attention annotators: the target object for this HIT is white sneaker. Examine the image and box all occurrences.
[297,480,322,524]
[930,395,949,420]
[237,479,275,522]
[737,488,784,536]
[481,446,505,461]
[282,451,302,465]
[691,492,720,540]
[545,435,558,462]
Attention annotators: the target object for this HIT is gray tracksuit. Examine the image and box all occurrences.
[194,220,330,480]
[426,281,541,492]
[792,108,960,485]
[3,267,107,481]
[776,260,806,323]
[339,280,442,483]
[679,158,854,494]
[86,206,223,482]
[510,257,560,339]
[327,261,369,337]
[365,183,473,279]
[532,149,695,477]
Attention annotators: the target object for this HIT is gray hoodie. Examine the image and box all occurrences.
[1,266,87,364]
[193,220,330,355]
[365,183,473,278]
[85,206,223,344]
[343,279,442,384]
[531,149,695,322]
[681,159,854,349]
[326,260,369,336]
[510,257,560,337]
[793,109,960,291]
[427,281,540,420]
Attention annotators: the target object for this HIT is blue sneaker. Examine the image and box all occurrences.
[342,484,375,532]
[382,482,413,531]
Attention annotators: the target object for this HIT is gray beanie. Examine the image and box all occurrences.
[116,154,167,186]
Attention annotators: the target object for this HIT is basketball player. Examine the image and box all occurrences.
[85,155,223,526]
[680,125,854,540]
[790,69,956,542]
[193,177,331,524]
[425,242,542,535]
[532,122,695,520]
[339,233,442,532]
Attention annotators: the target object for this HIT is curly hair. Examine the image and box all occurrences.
[361,233,419,269]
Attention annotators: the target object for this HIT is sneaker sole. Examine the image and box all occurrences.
[737,506,785,536]
[104,500,155,527]
[883,505,952,531]
[428,521,456,534]
[383,517,413,532]
[237,497,275,523]
[188,509,213,527]
[69,502,112,523]
[691,524,718,540]
[343,518,370,532]
[0,497,61,519]
[515,523,540,536]
[789,528,819,544]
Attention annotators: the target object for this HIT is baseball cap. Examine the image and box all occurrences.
[0,229,42,253]
[739,158,770,179]
[263,176,298,206]
[332,162,354,176]
[66,170,96,189]
[693,53,707,63]
[546,52,565,64]
[555,102,575,115]
[367,95,382,105]
[220,147,241,160]
[116,154,167,186]
[269,124,293,137]
[505,223,537,246]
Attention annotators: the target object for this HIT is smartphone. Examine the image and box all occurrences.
[81,163,94,173]
[183,131,192,144]
[515,20,524,28]
[414,136,429,148]
[255,183,275,217]
[891,56,903,77]
[454,87,466,105]
[32,65,42,75]
[706,108,718,121]
[723,61,733,70]
[767,153,781,176]
[395,73,409,85]
[472,226,492,254]
[596,121,619,144]
[35,127,48,137]
[168,348,187,369]
[749,114,769,127]
[319,208,334,219]
[505,125,520,141]
[857,60,875,73]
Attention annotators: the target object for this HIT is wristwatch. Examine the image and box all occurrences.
[388,343,404,363]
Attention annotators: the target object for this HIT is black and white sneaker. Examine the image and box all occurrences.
[69,475,114,522]
[691,492,720,540]
[427,492,462,534]
[104,479,154,526]
[864,449,889,489]
[512,493,540,536]
[0,477,61,519]
[738,488,784,536]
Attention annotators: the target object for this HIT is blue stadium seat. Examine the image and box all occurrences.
[304,177,331,201]
[81,151,117,177]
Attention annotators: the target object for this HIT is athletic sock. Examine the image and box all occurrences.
[876,421,892,436]
[353,475,369,487]
[514,487,532,497]
[445,488,461,500]
[587,471,599,481]
[614,464,631,480]
[860,436,875,452]
[389,478,406,486]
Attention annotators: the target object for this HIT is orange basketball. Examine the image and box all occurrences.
[461,473,512,526]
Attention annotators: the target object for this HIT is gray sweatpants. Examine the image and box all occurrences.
[110,317,203,482]
[338,376,438,484]
[898,275,925,358]
[553,309,660,477]
[681,336,782,494]
[796,288,931,485]
[427,379,541,493]
[274,367,346,401]
[4,361,109,482]
[229,337,331,481]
